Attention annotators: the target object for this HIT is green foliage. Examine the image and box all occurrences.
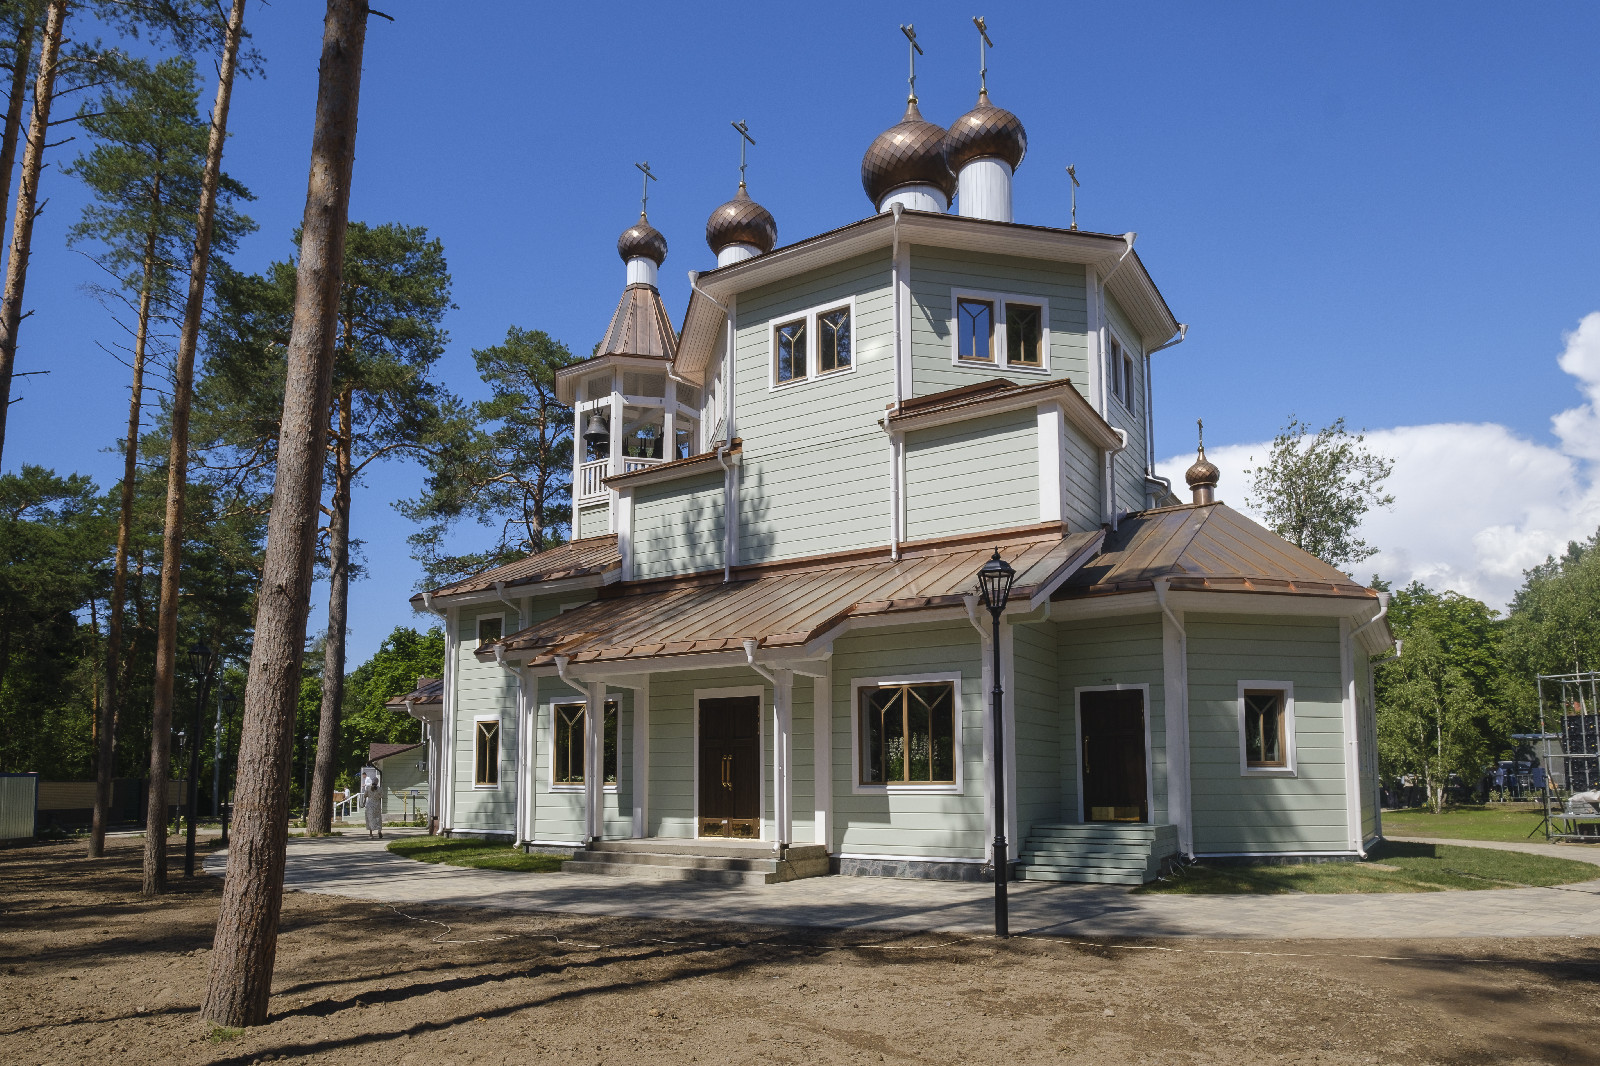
[1375,582,1506,812]
[402,326,576,587]
[387,835,565,873]
[1500,528,1600,682]
[1379,803,1550,843]
[0,467,108,776]
[1245,417,1394,571]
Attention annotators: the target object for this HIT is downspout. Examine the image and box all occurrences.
[1353,594,1395,845]
[1103,428,1128,530]
[492,581,521,627]
[888,204,905,561]
[690,269,739,583]
[891,203,904,409]
[1095,233,1137,413]
[716,443,735,582]
[1351,592,1391,645]
[491,639,528,847]
[1143,324,1188,481]
[743,641,790,852]
[1153,577,1195,857]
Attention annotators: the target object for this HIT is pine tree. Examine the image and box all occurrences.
[64,54,253,858]
[201,0,371,1027]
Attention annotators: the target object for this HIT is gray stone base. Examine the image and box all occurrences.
[443,829,515,841]
[834,856,1016,882]
[522,843,579,858]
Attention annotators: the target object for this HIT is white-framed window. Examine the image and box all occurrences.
[473,715,501,788]
[1237,680,1296,777]
[550,699,618,792]
[851,672,963,794]
[1109,331,1137,411]
[950,288,1050,373]
[475,613,503,646]
[768,296,857,389]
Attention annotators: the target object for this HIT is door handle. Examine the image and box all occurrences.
[722,754,731,790]
[1083,738,1090,775]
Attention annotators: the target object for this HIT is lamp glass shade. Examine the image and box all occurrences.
[977,549,1016,614]
[189,643,213,679]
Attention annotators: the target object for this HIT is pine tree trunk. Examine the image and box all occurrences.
[201,0,367,1028]
[91,198,161,858]
[0,0,60,467]
[305,386,352,836]
[142,0,247,896]
[0,4,38,250]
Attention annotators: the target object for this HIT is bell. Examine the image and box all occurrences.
[582,413,609,446]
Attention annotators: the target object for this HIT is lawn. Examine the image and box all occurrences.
[1381,802,1562,842]
[1137,839,1598,895]
[386,835,565,872]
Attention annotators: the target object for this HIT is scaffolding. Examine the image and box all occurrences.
[1534,672,1600,842]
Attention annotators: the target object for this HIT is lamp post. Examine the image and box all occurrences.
[184,643,215,877]
[977,549,1016,938]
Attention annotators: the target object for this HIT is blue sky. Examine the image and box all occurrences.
[6,1,1598,662]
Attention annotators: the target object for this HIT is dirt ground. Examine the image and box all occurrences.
[3,838,1599,1066]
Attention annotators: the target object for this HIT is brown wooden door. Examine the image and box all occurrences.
[1080,689,1148,822]
[698,696,761,838]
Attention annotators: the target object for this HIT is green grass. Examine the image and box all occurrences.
[1381,803,1556,843]
[386,835,565,873]
[1136,840,1599,895]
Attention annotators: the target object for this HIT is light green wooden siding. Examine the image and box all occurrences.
[451,604,518,833]
[903,409,1038,541]
[733,252,893,564]
[577,503,609,539]
[529,677,632,843]
[375,748,427,820]
[908,247,1089,397]
[1056,615,1168,824]
[831,621,986,860]
[1062,417,1102,531]
[1103,292,1149,513]
[1012,621,1062,833]
[1186,614,1349,854]
[632,472,724,579]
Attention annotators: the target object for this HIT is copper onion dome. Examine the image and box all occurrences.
[1186,421,1220,504]
[944,89,1027,173]
[706,183,777,257]
[617,213,668,266]
[860,99,956,208]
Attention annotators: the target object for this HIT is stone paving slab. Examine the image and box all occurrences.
[205,833,1600,940]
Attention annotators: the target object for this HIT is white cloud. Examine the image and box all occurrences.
[1157,312,1600,611]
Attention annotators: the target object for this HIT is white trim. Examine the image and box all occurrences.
[1085,265,1102,416]
[1339,619,1364,854]
[1036,403,1065,524]
[813,669,832,850]
[633,675,649,838]
[849,672,965,796]
[473,611,505,648]
[441,606,458,831]
[1106,326,1140,414]
[471,713,503,790]
[999,622,1018,849]
[947,286,1051,375]
[1237,680,1297,777]
[548,696,619,793]
[1073,684,1155,823]
[692,685,766,840]
[616,487,634,582]
[1159,611,1194,856]
[767,294,860,391]
[521,671,537,843]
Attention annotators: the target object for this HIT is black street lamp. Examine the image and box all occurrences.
[218,692,239,846]
[184,642,214,877]
[977,549,1016,938]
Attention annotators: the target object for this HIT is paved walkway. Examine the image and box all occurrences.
[206,832,1600,940]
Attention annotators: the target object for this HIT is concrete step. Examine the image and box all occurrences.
[562,859,776,886]
[1019,852,1154,871]
[1022,842,1155,859]
[1029,823,1177,840]
[585,839,827,861]
[1016,865,1149,885]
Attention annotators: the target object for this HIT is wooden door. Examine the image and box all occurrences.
[698,696,761,838]
[1080,689,1148,822]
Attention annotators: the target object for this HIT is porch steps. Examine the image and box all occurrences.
[1016,823,1179,885]
[561,839,831,886]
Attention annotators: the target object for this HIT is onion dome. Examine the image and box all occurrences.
[860,99,956,208]
[706,183,777,257]
[944,89,1027,173]
[617,213,667,265]
[1186,429,1220,505]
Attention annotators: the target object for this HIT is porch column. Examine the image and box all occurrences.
[1160,608,1194,857]
[585,680,605,842]
[774,669,794,848]
[631,676,649,837]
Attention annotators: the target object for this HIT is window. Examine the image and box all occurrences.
[775,318,807,383]
[474,719,500,787]
[1109,334,1136,409]
[477,615,502,644]
[818,307,852,374]
[1006,303,1042,367]
[553,699,619,786]
[1238,681,1296,776]
[956,298,995,362]
[859,682,956,785]
[949,289,1050,372]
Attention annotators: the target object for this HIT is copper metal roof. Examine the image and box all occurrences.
[486,526,1105,669]
[861,98,956,206]
[598,283,678,360]
[617,213,668,265]
[415,535,621,603]
[945,90,1027,173]
[369,741,424,762]
[706,183,777,256]
[384,676,443,708]
[1056,503,1375,601]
